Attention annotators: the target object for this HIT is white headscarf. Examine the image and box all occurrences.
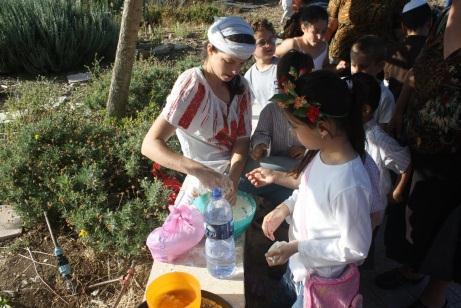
[207,16,256,60]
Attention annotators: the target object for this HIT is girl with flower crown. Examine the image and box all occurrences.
[247,70,372,307]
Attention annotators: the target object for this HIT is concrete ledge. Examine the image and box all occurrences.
[145,236,245,307]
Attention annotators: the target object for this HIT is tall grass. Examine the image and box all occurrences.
[0,0,119,74]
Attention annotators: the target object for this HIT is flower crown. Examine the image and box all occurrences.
[270,66,347,125]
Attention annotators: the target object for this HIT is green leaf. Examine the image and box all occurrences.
[293,108,306,118]
[269,93,294,102]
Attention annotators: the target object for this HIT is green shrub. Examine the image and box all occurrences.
[178,2,222,24]
[174,54,202,73]
[0,102,171,256]
[0,59,189,256]
[144,2,223,26]
[144,3,162,26]
[80,59,179,116]
[0,0,119,74]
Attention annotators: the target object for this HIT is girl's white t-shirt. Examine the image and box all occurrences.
[284,153,372,282]
[161,67,252,171]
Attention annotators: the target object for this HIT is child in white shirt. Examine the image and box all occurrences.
[350,35,396,127]
[248,70,372,307]
[244,19,278,132]
[240,50,313,208]
[352,73,412,220]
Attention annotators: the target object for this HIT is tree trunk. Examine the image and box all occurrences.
[106,0,143,118]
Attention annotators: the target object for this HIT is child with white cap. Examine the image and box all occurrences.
[384,0,432,100]
[141,16,256,206]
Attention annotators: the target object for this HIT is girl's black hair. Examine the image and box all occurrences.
[283,12,303,39]
[201,34,255,98]
[276,49,314,81]
[290,70,366,177]
[282,6,328,39]
[347,72,381,112]
[300,5,328,25]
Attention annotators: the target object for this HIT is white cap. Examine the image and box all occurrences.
[402,0,428,13]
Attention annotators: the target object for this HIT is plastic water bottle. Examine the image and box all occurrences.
[204,187,236,279]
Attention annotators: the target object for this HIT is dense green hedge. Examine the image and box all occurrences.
[0,0,119,74]
[0,59,195,256]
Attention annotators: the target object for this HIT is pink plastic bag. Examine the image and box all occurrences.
[146,204,204,262]
[304,264,362,308]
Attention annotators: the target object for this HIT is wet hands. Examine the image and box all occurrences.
[245,167,275,188]
[265,240,298,266]
[262,204,289,241]
[223,180,237,206]
[196,167,232,191]
[250,144,268,161]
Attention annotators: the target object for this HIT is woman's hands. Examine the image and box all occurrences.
[246,167,276,188]
[195,167,231,190]
[224,180,237,206]
[262,204,290,241]
[265,241,298,266]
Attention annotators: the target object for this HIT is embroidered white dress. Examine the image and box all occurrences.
[161,67,252,204]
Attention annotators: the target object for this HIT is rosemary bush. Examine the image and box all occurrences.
[0,0,119,74]
[0,59,188,256]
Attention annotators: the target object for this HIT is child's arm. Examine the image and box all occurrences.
[228,137,250,205]
[246,168,300,189]
[377,129,412,203]
[325,0,340,42]
[389,70,415,138]
[275,187,372,267]
[251,104,274,160]
[325,17,338,42]
[444,0,461,60]
[275,38,296,58]
[389,163,412,204]
[263,188,299,243]
[262,202,291,241]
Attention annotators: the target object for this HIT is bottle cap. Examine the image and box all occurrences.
[211,187,222,200]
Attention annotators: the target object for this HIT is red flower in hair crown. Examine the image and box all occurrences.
[270,66,322,125]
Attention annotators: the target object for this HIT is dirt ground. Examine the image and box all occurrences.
[0,0,446,307]
[0,226,154,308]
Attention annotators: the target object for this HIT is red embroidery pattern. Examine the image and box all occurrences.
[167,75,193,121]
[214,93,249,150]
[237,93,249,137]
[178,83,206,129]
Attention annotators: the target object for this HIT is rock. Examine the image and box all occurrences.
[50,96,68,108]
[0,204,22,241]
[0,111,20,124]
[151,43,174,56]
[174,44,188,51]
[67,72,91,84]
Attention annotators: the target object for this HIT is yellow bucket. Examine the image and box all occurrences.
[146,272,201,308]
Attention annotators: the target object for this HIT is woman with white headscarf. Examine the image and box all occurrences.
[141,16,256,205]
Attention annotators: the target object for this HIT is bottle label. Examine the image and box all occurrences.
[205,221,234,240]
